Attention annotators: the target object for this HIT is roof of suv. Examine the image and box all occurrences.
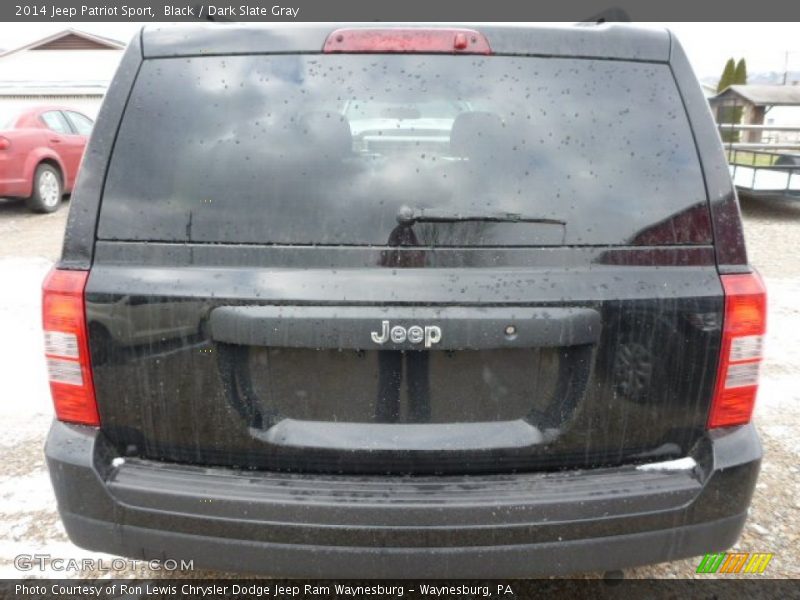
[141,23,671,62]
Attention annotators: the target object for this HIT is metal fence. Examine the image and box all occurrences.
[718,124,800,199]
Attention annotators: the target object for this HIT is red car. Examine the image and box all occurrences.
[0,106,93,212]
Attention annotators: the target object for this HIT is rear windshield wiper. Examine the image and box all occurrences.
[397,205,566,226]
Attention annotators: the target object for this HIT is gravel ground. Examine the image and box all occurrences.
[0,193,798,580]
[0,198,69,260]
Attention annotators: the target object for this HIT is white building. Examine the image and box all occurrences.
[0,29,125,122]
[700,82,718,98]
[709,85,800,144]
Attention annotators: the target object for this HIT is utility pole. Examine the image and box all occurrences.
[784,51,799,85]
[784,51,789,85]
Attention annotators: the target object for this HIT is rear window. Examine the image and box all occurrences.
[99,54,711,247]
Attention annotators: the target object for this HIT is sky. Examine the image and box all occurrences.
[1,22,799,80]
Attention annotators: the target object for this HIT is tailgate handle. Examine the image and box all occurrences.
[208,306,601,350]
[256,419,554,452]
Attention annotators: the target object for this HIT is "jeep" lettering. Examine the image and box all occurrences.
[370,321,442,348]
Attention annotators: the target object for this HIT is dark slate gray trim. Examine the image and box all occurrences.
[208,305,601,350]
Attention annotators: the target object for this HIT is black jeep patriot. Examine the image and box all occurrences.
[43,23,766,577]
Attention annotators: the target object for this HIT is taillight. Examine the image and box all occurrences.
[0,136,10,150]
[708,272,767,429]
[42,268,99,426]
[323,28,492,55]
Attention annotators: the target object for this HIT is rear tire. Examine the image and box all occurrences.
[25,164,62,213]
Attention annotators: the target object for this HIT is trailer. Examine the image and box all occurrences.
[720,124,800,201]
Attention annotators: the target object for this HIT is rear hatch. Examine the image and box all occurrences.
[86,46,722,474]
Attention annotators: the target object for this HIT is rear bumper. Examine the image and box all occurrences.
[46,421,761,577]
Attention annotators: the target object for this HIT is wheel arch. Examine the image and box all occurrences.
[23,149,66,197]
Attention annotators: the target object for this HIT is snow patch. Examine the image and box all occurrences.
[755,375,800,414]
[0,258,55,424]
[761,277,800,376]
[0,469,56,514]
[636,457,697,472]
